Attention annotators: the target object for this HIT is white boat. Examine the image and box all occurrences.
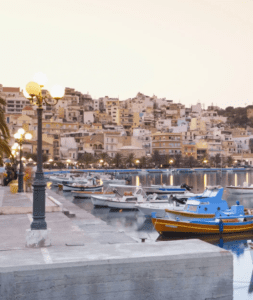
[226,182,253,194]
[71,184,117,198]
[143,183,192,195]
[91,187,147,209]
[61,177,103,192]
[170,191,202,203]
[72,190,116,198]
[49,173,90,186]
[161,169,176,173]
[92,173,129,185]
[136,191,201,218]
[136,202,184,218]
[138,169,148,174]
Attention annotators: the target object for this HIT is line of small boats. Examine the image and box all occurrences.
[48,172,253,237]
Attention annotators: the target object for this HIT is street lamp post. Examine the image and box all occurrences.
[25,79,64,230]
[14,129,32,192]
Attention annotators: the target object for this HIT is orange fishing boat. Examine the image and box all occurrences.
[151,202,253,236]
[151,217,253,236]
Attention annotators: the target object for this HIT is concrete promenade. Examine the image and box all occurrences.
[0,186,233,299]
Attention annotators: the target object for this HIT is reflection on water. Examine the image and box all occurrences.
[204,173,207,188]
[136,175,140,186]
[54,171,253,299]
[170,174,173,186]
[157,231,253,257]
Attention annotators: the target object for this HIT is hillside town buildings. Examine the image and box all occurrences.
[3,82,253,166]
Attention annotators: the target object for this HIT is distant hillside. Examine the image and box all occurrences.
[217,106,253,128]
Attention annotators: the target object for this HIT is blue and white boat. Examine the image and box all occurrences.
[164,186,229,221]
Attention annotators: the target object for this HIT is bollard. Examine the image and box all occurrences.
[140,237,147,243]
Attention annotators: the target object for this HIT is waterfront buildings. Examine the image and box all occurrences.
[2,82,253,166]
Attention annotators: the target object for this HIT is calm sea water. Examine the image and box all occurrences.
[51,171,253,300]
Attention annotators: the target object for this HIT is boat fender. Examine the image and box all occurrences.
[151,212,157,219]
[219,219,223,233]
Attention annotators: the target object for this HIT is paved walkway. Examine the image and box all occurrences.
[0,186,61,214]
[0,186,136,267]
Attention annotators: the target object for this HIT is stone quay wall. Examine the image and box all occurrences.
[1,241,233,300]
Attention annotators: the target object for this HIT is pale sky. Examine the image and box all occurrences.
[1,0,253,108]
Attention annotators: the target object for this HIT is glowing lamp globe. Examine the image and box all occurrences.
[23,89,30,99]
[18,128,25,135]
[26,81,41,96]
[33,72,48,86]
[12,143,19,149]
[14,132,21,139]
[25,133,32,140]
[50,85,64,99]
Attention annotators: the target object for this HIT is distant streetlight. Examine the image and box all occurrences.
[203,159,208,165]
[66,159,71,168]
[14,128,32,192]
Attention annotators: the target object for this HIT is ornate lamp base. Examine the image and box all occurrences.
[25,228,51,248]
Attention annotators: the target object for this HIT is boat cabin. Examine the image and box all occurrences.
[183,187,228,215]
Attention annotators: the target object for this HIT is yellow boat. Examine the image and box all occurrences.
[151,217,253,236]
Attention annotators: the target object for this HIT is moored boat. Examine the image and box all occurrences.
[91,186,147,209]
[151,216,253,236]
[72,190,115,198]
[165,186,228,221]
[226,182,253,194]
[136,202,184,218]
[143,183,192,195]
[152,203,253,236]
[61,177,103,192]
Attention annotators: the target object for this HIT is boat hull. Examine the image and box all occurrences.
[227,187,253,194]
[101,179,126,185]
[137,203,183,218]
[72,191,115,198]
[152,218,253,235]
[62,184,103,192]
[165,209,215,221]
[91,196,140,209]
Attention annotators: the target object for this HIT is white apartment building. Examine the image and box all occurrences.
[83,111,95,124]
[0,85,31,114]
[191,103,202,114]
[106,104,120,124]
[104,132,125,158]
[93,99,100,111]
[156,119,171,131]
[132,128,152,155]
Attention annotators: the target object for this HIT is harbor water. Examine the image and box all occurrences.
[50,171,253,299]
